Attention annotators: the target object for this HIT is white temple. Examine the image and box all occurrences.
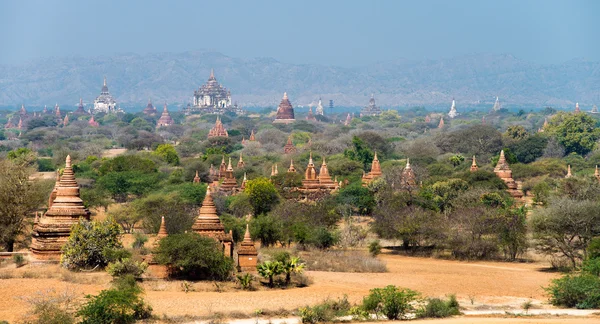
[315,98,324,115]
[93,77,117,113]
[448,99,458,118]
[192,69,232,110]
[491,97,501,112]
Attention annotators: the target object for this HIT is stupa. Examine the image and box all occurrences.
[31,155,91,259]
[470,156,479,172]
[438,117,445,129]
[62,115,69,127]
[575,102,581,113]
[360,95,382,117]
[193,170,201,183]
[362,152,383,185]
[218,156,227,180]
[143,99,158,115]
[146,215,169,279]
[448,99,458,118]
[271,164,279,176]
[306,107,317,121]
[400,158,417,189]
[157,216,168,239]
[249,130,256,142]
[88,115,99,127]
[284,135,297,154]
[75,98,87,114]
[241,173,248,190]
[318,158,337,190]
[208,116,229,138]
[301,152,320,190]
[237,153,245,168]
[288,160,296,173]
[273,92,295,124]
[237,224,258,272]
[493,150,523,199]
[192,187,233,257]
[344,113,352,126]
[565,165,572,178]
[592,105,599,114]
[315,98,324,115]
[156,103,175,128]
[93,77,117,113]
[19,104,28,118]
[192,69,232,111]
[219,158,238,192]
[491,97,501,112]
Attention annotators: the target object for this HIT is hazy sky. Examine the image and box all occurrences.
[1,0,599,66]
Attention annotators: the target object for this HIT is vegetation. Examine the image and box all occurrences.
[61,219,124,270]
[361,285,420,320]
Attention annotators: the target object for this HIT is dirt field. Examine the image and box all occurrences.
[0,252,592,323]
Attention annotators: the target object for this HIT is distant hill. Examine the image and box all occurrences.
[0,51,599,109]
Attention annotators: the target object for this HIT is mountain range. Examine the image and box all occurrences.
[0,51,599,109]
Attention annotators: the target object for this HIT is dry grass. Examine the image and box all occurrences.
[300,249,387,273]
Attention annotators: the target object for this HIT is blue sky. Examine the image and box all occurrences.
[1,0,598,66]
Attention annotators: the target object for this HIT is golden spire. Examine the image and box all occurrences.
[470,155,479,172]
[157,216,168,238]
[288,159,296,173]
[566,165,572,178]
[227,157,233,171]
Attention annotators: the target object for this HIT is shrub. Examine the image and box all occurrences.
[236,273,254,290]
[21,288,78,324]
[302,250,387,273]
[257,261,284,287]
[77,276,152,324]
[131,233,148,249]
[154,233,233,280]
[61,219,123,270]
[13,254,25,267]
[362,285,420,320]
[106,258,148,278]
[417,295,461,318]
[299,296,351,324]
[308,227,339,250]
[368,240,382,257]
[282,256,305,285]
[546,274,600,308]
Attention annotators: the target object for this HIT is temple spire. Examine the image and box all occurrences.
[566,165,572,178]
[193,170,200,183]
[157,216,168,238]
[470,155,479,172]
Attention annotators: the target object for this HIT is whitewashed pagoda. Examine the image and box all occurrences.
[315,98,324,115]
[491,97,501,112]
[448,99,458,118]
[93,77,117,113]
[190,69,236,114]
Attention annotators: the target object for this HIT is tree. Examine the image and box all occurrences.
[154,233,234,280]
[504,125,529,140]
[0,159,46,251]
[552,113,599,156]
[250,214,283,247]
[245,177,279,216]
[154,144,180,165]
[97,171,159,202]
[449,154,464,167]
[108,204,142,234]
[362,285,420,320]
[282,256,305,285]
[336,183,376,215]
[530,198,600,267]
[509,134,548,163]
[344,136,374,169]
[135,193,197,234]
[498,206,528,260]
[257,261,284,287]
[61,219,123,270]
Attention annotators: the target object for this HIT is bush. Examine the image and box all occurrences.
[106,258,148,278]
[13,254,25,267]
[257,261,284,287]
[362,285,420,320]
[308,227,339,250]
[236,273,254,290]
[368,240,382,257]
[546,274,600,308]
[61,219,123,270]
[417,295,461,318]
[131,233,148,249]
[77,276,152,324]
[299,296,351,324]
[21,289,77,324]
[154,233,233,280]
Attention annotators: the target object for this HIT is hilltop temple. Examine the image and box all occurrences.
[192,188,234,258]
[273,92,295,124]
[494,150,523,199]
[93,77,117,113]
[191,69,233,113]
[360,95,382,117]
[31,156,91,259]
[362,152,382,185]
[208,116,229,138]
[156,103,175,128]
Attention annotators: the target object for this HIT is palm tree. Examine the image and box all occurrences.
[257,261,284,287]
[282,257,305,285]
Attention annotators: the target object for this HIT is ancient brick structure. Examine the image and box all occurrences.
[143,99,157,116]
[284,135,296,154]
[362,152,382,185]
[193,170,201,183]
[237,153,245,168]
[156,103,175,128]
[208,116,229,138]
[273,92,295,124]
[219,158,238,193]
[470,156,479,172]
[493,150,523,199]
[31,155,91,260]
[192,188,233,258]
[237,224,258,272]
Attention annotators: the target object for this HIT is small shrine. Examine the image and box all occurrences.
[219,158,238,193]
[237,224,258,272]
[208,116,229,138]
[284,135,297,154]
[470,156,479,172]
[493,150,523,199]
[362,152,383,185]
[156,103,175,128]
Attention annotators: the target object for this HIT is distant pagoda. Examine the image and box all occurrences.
[192,187,233,258]
[284,135,296,154]
[143,99,158,116]
[491,97,501,112]
[93,77,117,113]
[192,69,233,113]
[237,153,245,168]
[237,224,258,272]
[299,153,339,193]
[31,155,91,260]
[208,116,229,138]
[219,158,238,193]
[494,150,523,199]
[74,98,87,114]
[156,103,175,128]
[448,99,458,118]
[575,102,581,113]
[470,156,479,172]
[315,98,324,115]
[400,158,417,190]
[360,95,382,117]
[273,92,295,124]
[592,104,599,114]
[306,107,317,121]
[88,115,99,127]
[362,152,382,185]
[344,113,352,126]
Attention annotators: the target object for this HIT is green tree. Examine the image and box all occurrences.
[250,214,283,247]
[154,143,180,165]
[0,159,46,251]
[61,219,123,270]
[362,285,420,320]
[336,183,376,215]
[245,177,279,216]
[257,261,284,287]
[344,136,374,169]
[505,125,529,140]
[154,233,234,280]
[135,192,197,234]
[449,154,464,167]
[552,113,599,155]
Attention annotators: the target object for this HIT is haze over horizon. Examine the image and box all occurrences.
[1,0,599,67]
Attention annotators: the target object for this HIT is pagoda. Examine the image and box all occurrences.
[288,160,296,173]
[249,130,256,141]
[143,99,158,115]
[344,113,352,126]
[491,97,501,112]
[595,166,600,182]
[241,173,248,190]
[592,105,599,114]
[448,99,458,118]
[193,170,201,183]
[400,158,417,190]
[424,115,431,123]
[219,158,238,192]
[192,69,232,111]
[273,92,295,124]
[237,224,258,272]
[237,153,245,168]
[93,77,117,113]
[31,155,91,260]
[493,150,523,199]
[301,152,320,190]
[62,115,69,127]
[156,103,175,128]
[360,95,382,117]
[318,158,337,190]
[74,98,87,114]
[19,104,28,118]
[565,165,572,178]
[192,187,234,257]
[218,156,227,180]
[88,115,99,127]
[470,156,479,172]
[283,135,296,154]
[271,164,279,176]
[54,104,62,118]
[575,102,581,113]
[208,116,229,138]
[362,152,383,185]
[315,98,324,115]
[306,107,317,121]
[145,216,169,278]
[438,117,445,129]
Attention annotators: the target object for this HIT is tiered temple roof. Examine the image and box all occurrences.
[31,155,91,259]
[273,92,295,124]
[156,103,175,128]
[218,156,227,180]
[88,115,99,127]
[75,98,87,114]
[208,116,229,138]
[318,158,337,189]
[494,150,523,199]
[249,130,256,141]
[300,153,339,192]
[143,99,158,115]
[362,152,383,185]
[360,95,382,117]
[220,158,238,192]
[157,216,168,239]
[193,69,232,110]
[93,77,117,113]
[237,153,245,168]
[192,187,233,257]
[288,160,296,173]
[284,135,296,154]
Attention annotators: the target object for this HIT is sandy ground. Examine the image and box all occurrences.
[101,148,128,158]
[0,252,586,323]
